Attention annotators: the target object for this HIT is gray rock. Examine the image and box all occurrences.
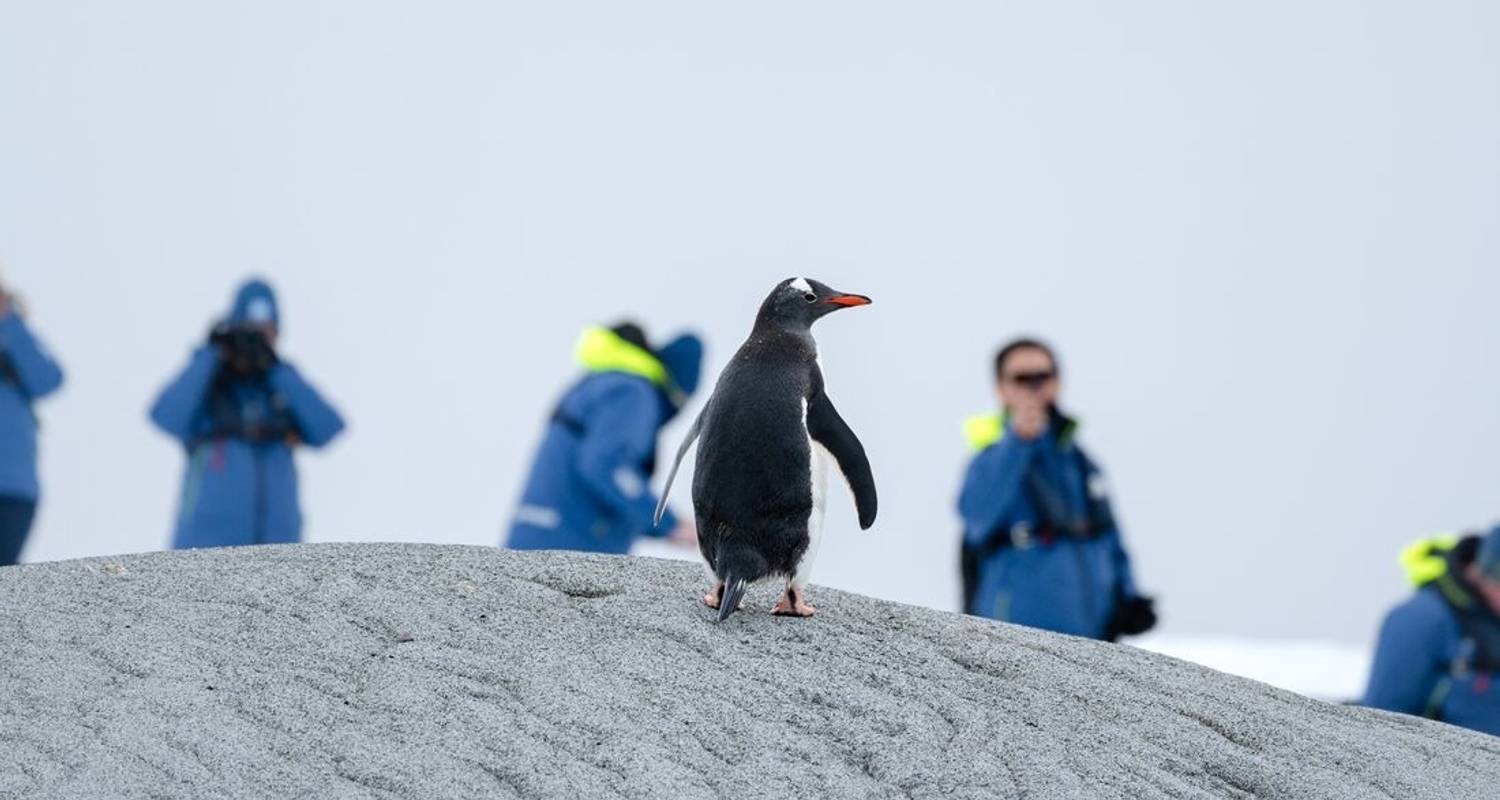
[1,543,1496,799]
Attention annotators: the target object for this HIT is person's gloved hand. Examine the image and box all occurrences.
[1109,595,1158,639]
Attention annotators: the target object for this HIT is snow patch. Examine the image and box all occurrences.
[1136,635,1371,702]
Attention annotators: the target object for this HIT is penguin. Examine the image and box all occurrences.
[654,277,877,622]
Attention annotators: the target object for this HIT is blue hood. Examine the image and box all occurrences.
[1479,524,1500,581]
[229,279,279,329]
[656,334,704,399]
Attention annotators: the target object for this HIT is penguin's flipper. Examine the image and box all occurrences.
[806,392,878,529]
[654,409,704,527]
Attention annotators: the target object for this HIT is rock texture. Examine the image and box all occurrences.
[1,543,1497,799]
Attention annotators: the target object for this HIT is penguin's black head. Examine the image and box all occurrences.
[757,277,872,330]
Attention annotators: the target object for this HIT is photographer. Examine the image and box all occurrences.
[149,279,344,549]
[957,338,1155,641]
[0,274,65,565]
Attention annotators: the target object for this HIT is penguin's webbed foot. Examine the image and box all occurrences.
[771,587,816,618]
[704,582,742,611]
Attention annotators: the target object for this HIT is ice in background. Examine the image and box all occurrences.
[2,2,1498,693]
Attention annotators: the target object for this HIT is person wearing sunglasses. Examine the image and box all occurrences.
[0,271,65,566]
[957,338,1155,641]
[1362,527,1500,736]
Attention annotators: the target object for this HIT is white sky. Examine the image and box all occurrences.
[1,1,1497,643]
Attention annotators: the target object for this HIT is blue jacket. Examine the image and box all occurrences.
[957,413,1139,639]
[507,326,703,554]
[507,372,680,554]
[150,346,344,548]
[1363,538,1500,736]
[0,312,65,502]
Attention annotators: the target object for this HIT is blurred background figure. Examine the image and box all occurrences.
[0,266,65,565]
[958,338,1156,641]
[149,279,345,549]
[507,322,702,554]
[1362,527,1500,736]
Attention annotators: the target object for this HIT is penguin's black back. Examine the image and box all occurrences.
[692,328,821,583]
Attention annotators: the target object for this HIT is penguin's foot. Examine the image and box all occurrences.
[771,587,816,617]
[703,583,724,609]
[703,582,742,611]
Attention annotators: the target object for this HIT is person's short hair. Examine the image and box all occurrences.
[608,321,651,352]
[993,338,1059,382]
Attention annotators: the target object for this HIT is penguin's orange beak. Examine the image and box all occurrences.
[826,294,872,308]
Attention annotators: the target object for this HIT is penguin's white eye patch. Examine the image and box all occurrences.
[788,277,813,294]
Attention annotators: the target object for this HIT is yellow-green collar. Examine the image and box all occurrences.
[962,410,1079,452]
[575,326,669,387]
[963,413,1006,452]
[1400,534,1460,588]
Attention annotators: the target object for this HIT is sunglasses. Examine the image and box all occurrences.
[1004,370,1056,389]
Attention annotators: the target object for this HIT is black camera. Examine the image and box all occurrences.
[209,323,277,376]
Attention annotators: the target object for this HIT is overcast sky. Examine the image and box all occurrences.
[1,1,1496,643]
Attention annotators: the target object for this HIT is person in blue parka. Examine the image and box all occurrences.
[150,279,345,549]
[957,338,1155,640]
[507,322,703,555]
[1363,528,1500,737]
[0,278,65,565]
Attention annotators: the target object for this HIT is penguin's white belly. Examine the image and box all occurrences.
[792,436,832,587]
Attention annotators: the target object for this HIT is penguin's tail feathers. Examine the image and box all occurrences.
[712,544,765,623]
[717,576,749,624]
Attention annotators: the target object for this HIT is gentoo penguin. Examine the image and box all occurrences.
[654,277,877,622]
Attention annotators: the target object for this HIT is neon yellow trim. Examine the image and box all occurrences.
[575,326,668,386]
[963,413,1005,452]
[963,410,1083,452]
[1400,534,1460,587]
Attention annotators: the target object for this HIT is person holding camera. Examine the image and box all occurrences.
[150,279,345,549]
[0,275,65,565]
[957,338,1156,641]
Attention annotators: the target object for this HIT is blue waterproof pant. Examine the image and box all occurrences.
[0,496,36,566]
